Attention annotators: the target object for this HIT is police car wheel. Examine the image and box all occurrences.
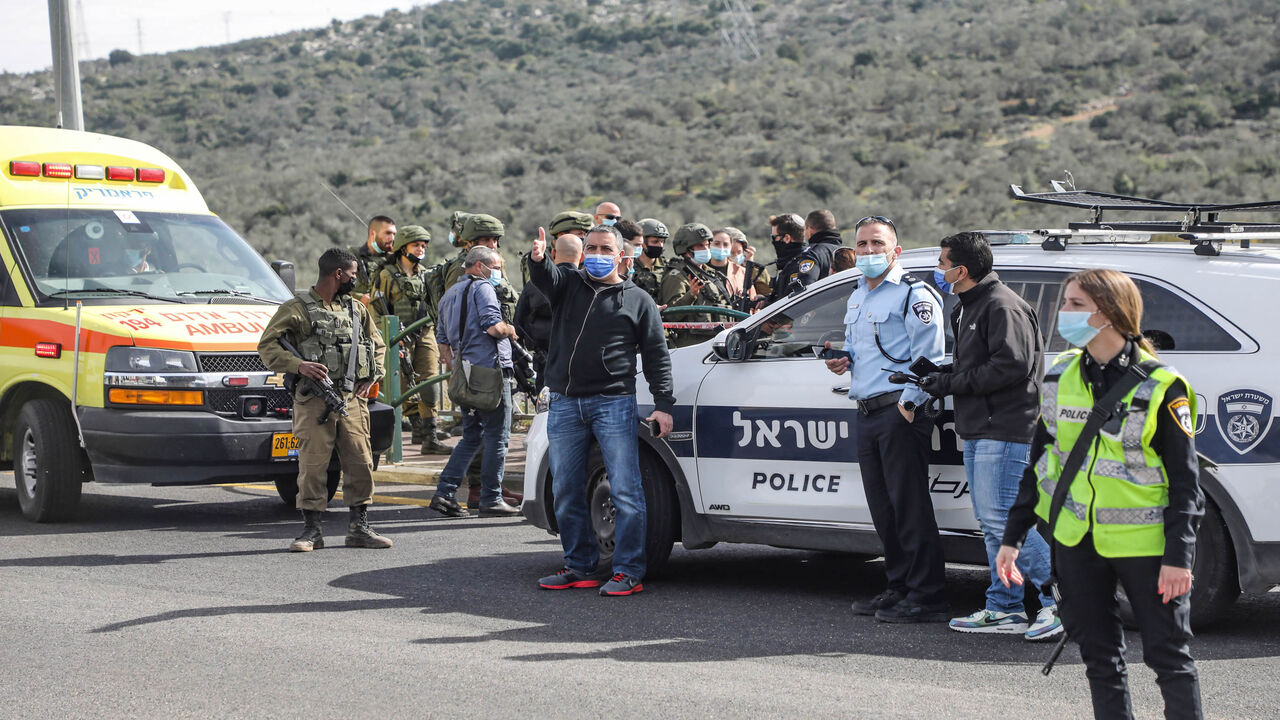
[13,399,85,522]
[1114,498,1239,631]
[272,471,341,506]
[584,446,679,576]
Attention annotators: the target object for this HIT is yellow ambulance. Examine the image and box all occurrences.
[0,125,390,521]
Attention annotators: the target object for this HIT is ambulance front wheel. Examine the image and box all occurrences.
[585,446,679,576]
[13,399,86,522]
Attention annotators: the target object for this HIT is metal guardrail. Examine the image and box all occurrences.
[377,314,535,463]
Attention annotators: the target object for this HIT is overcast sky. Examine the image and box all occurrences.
[2,1,433,74]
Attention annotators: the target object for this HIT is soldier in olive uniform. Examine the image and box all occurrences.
[372,225,450,455]
[659,223,733,348]
[352,214,396,306]
[632,218,668,302]
[258,248,391,553]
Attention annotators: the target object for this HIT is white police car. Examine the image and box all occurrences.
[521,187,1280,626]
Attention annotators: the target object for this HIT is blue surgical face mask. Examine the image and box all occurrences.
[631,244,643,258]
[448,231,456,246]
[487,268,503,287]
[732,253,745,266]
[855,252,890,279]
[1057,310,1106,347]
[583,253,615,279]
[125,249,144,267]
[601,218,617,227]
[691,248,712,265]
[709,247,730,262]
[934,266,959,295]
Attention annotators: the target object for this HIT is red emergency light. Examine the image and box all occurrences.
[43,162,73,178]
[34,342,62,359]
[10,161,41,176]
[106,166,135,181]
[137,167,165,183]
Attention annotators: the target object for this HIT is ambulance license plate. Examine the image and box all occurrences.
[271,433,301,459]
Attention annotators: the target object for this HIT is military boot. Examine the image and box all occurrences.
[410,416,426,445]
[345,504,393,549]
[288,510,324,552]
[420,418,452,455]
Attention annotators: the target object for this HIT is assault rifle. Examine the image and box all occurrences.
[735,259,776,313]
[279,337,349,425]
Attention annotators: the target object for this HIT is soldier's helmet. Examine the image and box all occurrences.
[393,224,431,253]
[639,218,669,240]
[548,211,594,237]
[459,214,505,245]
[672,223,713,255]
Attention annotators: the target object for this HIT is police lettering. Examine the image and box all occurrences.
[1058,407,1090,421]
[751,472,841,493]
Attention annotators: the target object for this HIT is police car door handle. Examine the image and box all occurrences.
[832,385,850,395]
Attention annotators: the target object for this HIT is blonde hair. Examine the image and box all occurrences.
[1064,269,1156,356]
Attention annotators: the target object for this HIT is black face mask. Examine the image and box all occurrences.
[773,239,804,261]
[404,252,421,265]
[336,277,356,296]
[643,245,664,260]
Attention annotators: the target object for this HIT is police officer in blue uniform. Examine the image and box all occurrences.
[826,215,948,623]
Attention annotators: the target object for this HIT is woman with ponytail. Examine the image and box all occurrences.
[996,269,1206,719]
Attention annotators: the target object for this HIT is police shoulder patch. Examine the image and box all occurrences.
[1168,397,1194,437]
[911,301,935,324]
[798,259,815,273]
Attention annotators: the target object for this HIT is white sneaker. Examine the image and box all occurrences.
[948,608,1029,634]
[1026,605,1065,641]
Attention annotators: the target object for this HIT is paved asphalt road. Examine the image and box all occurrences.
[1,475,1276,719]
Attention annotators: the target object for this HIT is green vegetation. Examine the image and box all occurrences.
[3,0,1279,284]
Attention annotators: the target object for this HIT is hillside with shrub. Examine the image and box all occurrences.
[3,0,1279,283]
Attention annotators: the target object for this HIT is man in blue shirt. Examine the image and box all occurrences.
[825,215,948,623]
[430,246,520,518]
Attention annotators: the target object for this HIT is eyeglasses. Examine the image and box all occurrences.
[856,215,897,231]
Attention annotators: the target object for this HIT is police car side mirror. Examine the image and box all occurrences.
[724,328,749,362]
[271,260,295,292]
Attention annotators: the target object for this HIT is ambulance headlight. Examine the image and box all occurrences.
[105,347,199,373]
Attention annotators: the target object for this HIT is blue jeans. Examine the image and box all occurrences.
[436,380,511,505]
[547,392,646,579]
[964,438,1055,613]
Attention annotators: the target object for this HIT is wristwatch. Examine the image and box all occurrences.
[900,399,917,412]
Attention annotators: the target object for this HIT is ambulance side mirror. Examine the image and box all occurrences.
[271,260,295,292]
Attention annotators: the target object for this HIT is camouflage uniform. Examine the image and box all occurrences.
[658,223,734,348]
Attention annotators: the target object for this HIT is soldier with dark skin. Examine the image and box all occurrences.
[258,248,390,553]
[632,218,668,302]
[352,215,396,307]
[659,222,734,348]
[372,225,450,455]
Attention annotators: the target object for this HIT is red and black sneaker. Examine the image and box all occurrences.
[599,573,644,596]
[538,567,606,590]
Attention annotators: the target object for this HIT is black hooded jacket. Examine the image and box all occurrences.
[769,229,842,304]
[527,254,675,413]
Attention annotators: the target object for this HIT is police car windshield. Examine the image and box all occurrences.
[1,209,291,305]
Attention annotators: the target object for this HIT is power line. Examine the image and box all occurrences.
[719,0,760,62]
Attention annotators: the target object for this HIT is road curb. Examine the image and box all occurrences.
[371,467,440,486]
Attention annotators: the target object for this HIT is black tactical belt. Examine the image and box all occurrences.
[857,390,903,416]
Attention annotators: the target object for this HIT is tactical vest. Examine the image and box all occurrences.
[389,268,429,327]
[665,258,731,307]
[1033,349,1193,558]
[352,246,388,297]
[295,291,376,383]
[633,257,665,300]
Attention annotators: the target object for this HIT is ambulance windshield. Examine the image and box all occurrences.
[2,209,292,304]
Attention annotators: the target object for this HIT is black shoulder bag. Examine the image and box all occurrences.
[1041,353,1160,675]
